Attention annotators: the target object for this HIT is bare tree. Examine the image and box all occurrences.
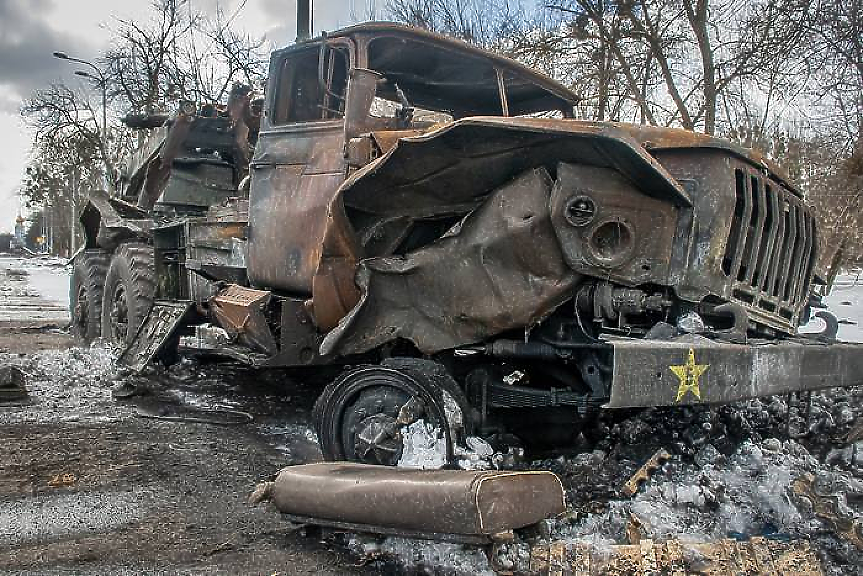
[543,0,808,134]
[802,0,863,151]
[387,0,527,49]
[104,0,266,113]
[22,84,121,187]
[19,0,265,254]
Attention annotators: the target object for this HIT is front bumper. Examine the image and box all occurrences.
[606,335,863,408]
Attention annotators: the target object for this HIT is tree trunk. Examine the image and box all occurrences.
[632,0,695,130]
[683,0,717,134]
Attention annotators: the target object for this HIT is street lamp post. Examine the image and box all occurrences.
[53,51,108,256]
[53,52,107,143]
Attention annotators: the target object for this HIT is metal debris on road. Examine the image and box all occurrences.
[526,537,823,575]
[134,404,254,426]
[48,473,76,487]
[252,462,566,542]
[791,473,863,549]
[621,448,672,497]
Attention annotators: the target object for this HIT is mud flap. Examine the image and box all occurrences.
[118,301,194,372]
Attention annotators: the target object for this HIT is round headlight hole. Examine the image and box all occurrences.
[589,219,634,265]
[564,195,596,227]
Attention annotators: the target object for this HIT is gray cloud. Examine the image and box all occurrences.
[0,91,20,115]
[0,0,99,101]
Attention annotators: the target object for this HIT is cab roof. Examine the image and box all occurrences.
[287,22,579,117]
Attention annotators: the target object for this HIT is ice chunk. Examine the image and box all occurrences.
[397,420,448,470]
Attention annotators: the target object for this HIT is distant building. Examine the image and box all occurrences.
[11,215,25,249]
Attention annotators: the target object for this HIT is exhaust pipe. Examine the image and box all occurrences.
[296,0,311,41]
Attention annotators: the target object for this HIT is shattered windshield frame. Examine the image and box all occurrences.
[364,34,576,119]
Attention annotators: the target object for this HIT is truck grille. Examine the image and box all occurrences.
[721,164,817,326]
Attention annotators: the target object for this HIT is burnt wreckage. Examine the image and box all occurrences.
[72,22,863,463]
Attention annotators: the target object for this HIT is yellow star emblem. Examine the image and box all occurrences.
[670,348,708,402]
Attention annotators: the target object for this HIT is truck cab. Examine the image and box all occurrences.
[247,24,579,301]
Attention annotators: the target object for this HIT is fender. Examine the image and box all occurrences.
[79,189,151,250]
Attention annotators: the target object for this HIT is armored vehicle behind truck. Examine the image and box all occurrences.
[71,19,863,464]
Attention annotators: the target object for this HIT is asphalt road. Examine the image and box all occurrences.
[0,256,375,576]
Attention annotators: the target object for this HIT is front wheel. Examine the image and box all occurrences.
[100,243,156,346]
[313,358,473,466]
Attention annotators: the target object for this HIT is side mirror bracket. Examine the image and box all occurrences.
[344,67,384,139]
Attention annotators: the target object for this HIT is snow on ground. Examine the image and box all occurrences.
[0,256,69,323]
[0,346,122,425]
[825,272,863,342]
[800,271,863,342]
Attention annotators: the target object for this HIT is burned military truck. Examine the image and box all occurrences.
[72,22,863,463]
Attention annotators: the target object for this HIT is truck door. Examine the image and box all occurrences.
[247,42,350,294]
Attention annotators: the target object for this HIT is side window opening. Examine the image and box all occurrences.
[273,45,348,124]
[370,96,453,124]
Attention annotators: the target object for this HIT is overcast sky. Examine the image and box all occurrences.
[0,0,378,233]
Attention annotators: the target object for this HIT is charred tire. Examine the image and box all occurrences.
[69,250,111,342]
[100,243,156,346]
[313,358,473,466]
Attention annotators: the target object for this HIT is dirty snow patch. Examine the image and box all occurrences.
[0,345,123,424]
[349,535,496,576]
[398,419,448,469]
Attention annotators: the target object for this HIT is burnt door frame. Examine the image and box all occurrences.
[247,39,356,293]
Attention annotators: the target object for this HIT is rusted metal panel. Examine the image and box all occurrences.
[606,336,863,408]
[336,118,690,217]
[186,219,247,301]
[618,124,804,198]
[79,189,152,250]
[281,22,579,115]
[209,285,277,355]
[549,162,678,287]
[311,118,690,336]
[620,448,672,497]
[118,301,194,372]
[247,121,346,294]
[156,162,236,210]
[262,297,332,367]
[369,129,424,154]
[321,167,579,355]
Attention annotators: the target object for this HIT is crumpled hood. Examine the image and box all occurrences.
[310,117,694,353]
[344,117,691,219]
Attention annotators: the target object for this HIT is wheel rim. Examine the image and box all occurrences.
[341,385,413,466]
[73,284,88,336]
[109,284,129,342]
[353,412,404,465]
[326,368,449,466]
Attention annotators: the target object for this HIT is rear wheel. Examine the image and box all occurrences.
[313,358,473,466]
[69,250,111,343]
[101,243,156,346]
